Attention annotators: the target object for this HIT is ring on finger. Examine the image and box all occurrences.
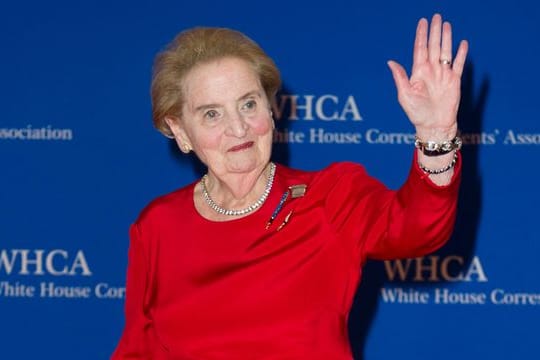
[439,58,452,66]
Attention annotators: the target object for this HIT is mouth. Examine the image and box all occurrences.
[228,141,254,152]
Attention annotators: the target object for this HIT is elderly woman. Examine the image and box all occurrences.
[112,13,468,359]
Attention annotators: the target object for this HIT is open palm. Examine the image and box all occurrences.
[388,14,469,138]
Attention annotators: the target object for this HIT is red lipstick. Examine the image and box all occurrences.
[228,141,254,152]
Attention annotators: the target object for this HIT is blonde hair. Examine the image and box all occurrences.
[151,27,281,137]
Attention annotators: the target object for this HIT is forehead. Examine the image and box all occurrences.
[182,57,262,109]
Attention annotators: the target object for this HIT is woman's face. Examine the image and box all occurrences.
[168,57,273,178]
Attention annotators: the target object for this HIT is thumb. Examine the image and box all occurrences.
[387,60,410,95]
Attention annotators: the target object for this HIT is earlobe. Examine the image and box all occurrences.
[181,143,192,153]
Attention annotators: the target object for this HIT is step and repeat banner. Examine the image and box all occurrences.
[1,1,538,359]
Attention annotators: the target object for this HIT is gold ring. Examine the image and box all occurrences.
[440,58,452,65]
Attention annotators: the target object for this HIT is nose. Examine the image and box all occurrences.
[225,110,248,138]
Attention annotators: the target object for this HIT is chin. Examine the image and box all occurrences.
[225,157,266,174]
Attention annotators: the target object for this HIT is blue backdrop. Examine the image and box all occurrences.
[1,0,539,359]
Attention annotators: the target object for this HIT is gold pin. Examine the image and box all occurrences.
[276,210,293,231]
[289,184,307,198]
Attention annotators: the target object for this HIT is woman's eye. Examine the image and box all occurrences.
[242,100,256,111]
[204,110,219,119]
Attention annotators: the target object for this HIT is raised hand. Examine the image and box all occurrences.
[387,13,468,141]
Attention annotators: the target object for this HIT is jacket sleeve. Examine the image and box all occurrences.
[324,151,461,262]
[111,222,157,359]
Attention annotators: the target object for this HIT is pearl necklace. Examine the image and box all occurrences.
[200,163,276,216]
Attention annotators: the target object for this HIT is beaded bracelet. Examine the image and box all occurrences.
[418,151,458,175]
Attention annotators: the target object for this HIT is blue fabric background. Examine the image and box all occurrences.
[1,1,538,359]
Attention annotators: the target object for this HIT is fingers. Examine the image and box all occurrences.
[440,21,453,65]
[413,18,428,68]
[428,14,443,64]
[452,40,469,77]
[425,13,467,73]
[404,14,469,78]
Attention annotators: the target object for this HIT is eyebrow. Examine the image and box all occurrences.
[193,103,220,113]
[192,90,262,113]
[237,90,261,101]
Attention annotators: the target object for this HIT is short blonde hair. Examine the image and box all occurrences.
[151,27,282,137]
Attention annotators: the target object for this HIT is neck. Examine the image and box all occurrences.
[203,162,273,210]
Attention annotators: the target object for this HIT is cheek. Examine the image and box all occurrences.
[250,116,272,136]
[191,129,222,152]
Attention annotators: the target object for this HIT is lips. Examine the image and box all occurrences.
[228,141,254,152]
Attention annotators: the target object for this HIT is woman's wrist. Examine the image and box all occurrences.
[414,124,458,143]
[416,149,457,185]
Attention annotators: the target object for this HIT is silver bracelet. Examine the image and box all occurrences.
[418,151,458,175]
[415,135,462,156]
